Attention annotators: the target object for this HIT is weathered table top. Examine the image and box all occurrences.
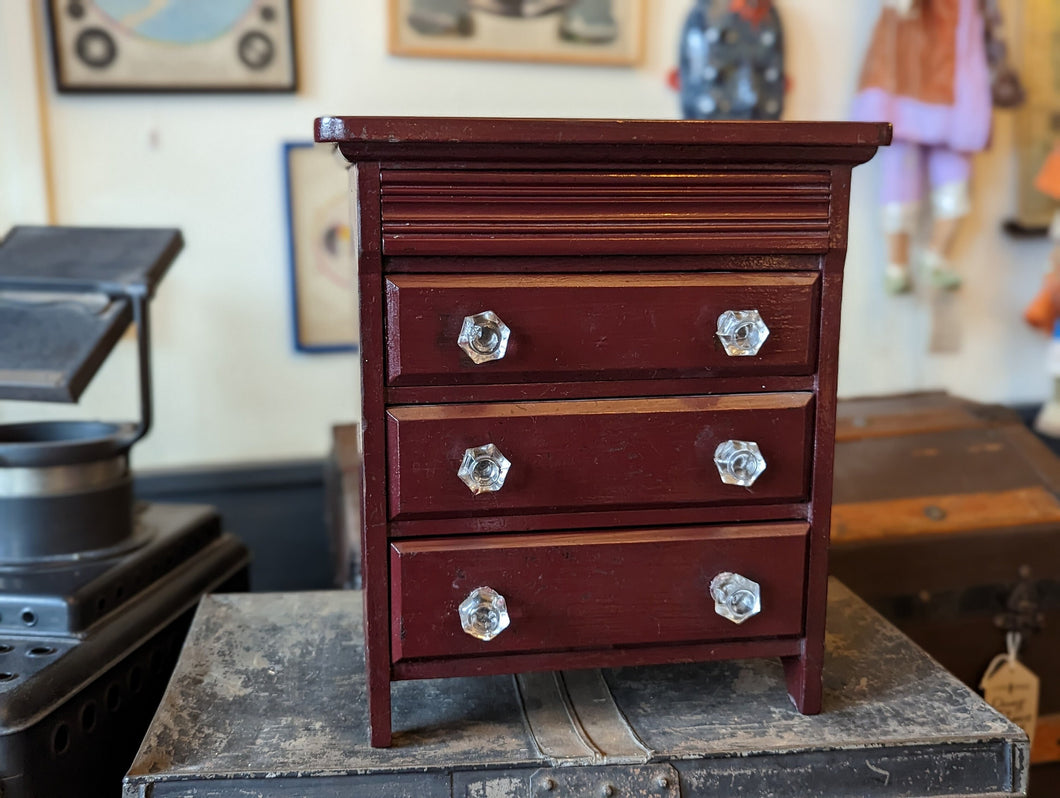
[124,580,1027,797]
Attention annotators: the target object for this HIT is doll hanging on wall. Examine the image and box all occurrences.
[851,0,1001,294]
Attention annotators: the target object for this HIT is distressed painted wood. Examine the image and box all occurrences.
[834,391,1013,442]
[386,273,821,386]
[123,583,1028,797]
[316,117,890,747]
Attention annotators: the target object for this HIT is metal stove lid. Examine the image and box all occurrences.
[0,226,182,403]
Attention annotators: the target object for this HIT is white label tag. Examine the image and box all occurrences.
[980,653,1040,746]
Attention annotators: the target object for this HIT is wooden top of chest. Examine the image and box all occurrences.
[315,116,892,166]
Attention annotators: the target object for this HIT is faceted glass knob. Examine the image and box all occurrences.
[458,443,511,494]
[710,572,762,624]
[716,310,769,356]
[458,310,510,364]
[714,440,766,487]
[459,587,510,641]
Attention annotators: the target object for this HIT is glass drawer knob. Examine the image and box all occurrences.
[716,310,769,356]
[459,587,510,641]
[710,572,761,624]
[458,310,510,364]
[458,443,511,494]
[714,439,766,487]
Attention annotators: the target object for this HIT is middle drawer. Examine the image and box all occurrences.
[386,272,821,386]
[387,393,814,520]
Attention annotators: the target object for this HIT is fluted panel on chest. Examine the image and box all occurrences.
[379,170,832,256]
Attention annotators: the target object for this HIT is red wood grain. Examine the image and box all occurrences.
[388,502,810,539]
[380,170,831,256]
[315,117,892,168]
[315,116,892,149]
[392,636,805,681]
[315,117,889,746]
[354,165,393,748]
[386,273,821,386]
[384,253,824,274]
[387,393,814,520]
[391,523,808,662]
[785,165,858,715]
[386,376,817,406]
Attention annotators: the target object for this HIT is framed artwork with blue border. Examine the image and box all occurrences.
[283,142,358,354]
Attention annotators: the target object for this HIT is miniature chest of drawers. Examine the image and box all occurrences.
[315,117,889,747]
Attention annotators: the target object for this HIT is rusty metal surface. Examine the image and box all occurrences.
[125,580,1027,797]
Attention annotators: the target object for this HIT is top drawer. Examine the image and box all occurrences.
[386,272,820,387]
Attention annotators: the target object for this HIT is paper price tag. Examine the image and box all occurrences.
[980,647,1040,747]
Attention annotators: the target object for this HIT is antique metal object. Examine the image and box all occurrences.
[0,226,249,797]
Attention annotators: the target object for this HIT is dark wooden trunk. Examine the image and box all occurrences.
[829,391,1060,796]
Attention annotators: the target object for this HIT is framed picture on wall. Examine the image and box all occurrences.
[1007,0,1060,233]
[388,0,646,66]
[46,0,297,92]
[284,143,358,354]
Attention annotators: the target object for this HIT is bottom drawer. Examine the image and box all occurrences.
[390,523,809,663]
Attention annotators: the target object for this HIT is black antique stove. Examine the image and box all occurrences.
[0,226,249,796]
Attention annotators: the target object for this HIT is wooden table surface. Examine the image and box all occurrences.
[124,580,1026,797]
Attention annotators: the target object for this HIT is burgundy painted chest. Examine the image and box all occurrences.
[315,117,889,747]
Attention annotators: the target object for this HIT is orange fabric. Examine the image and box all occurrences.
[1024,270,1060,333]
[858,0,960,106]
[1034,144,1060,201]
[731,0,772,27]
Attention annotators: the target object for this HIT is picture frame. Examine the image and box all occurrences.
[388,0,646,66]
[46,0,297,93]
[1007,0,1060,233]
[283,143,358,354]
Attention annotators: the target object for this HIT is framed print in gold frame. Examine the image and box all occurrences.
[388,0,646,66]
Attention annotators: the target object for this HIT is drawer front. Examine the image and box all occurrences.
[387,393,813,520]
[386,273,820,386]
[390,523,809,662]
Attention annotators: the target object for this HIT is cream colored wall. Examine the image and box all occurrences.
[0,0,1052,469]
